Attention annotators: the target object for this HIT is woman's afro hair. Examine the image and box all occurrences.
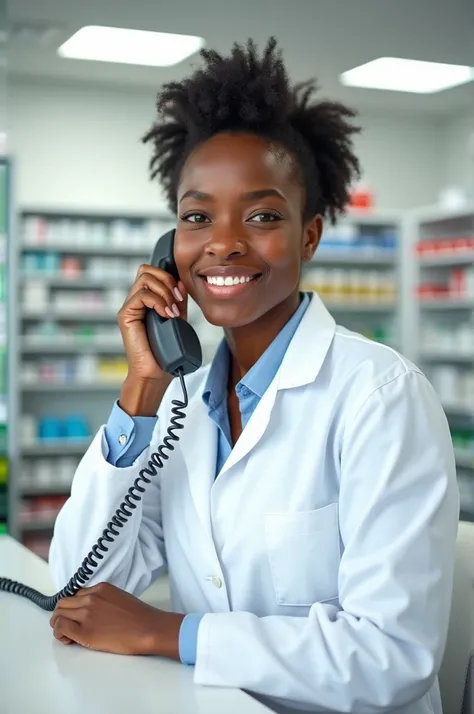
[143,37,361,224]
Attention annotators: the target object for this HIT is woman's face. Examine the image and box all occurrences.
[174,132,321,328]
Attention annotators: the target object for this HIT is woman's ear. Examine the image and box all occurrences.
[301,215,323,263]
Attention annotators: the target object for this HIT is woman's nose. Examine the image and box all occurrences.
[204,225,247,259]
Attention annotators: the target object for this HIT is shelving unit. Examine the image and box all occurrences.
[0,158,12,537]
[14,208,222,556]
[301,211,403,350]
[412,206,474,523]
[21,439,92,456]
[22,342,125,354]
[22,381,124,392]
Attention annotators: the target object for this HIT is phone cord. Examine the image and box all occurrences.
[0,369,188,612]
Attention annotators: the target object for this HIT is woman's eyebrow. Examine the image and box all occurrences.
[180,188,287,204]
[179,190,213,203]
[242,188,286,202]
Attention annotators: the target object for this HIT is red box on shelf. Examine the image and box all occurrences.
[417,283,450,300]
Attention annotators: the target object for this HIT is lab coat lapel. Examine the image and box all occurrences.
[180,395,218,538]
[218,375,279,477]
[218,292,336,477]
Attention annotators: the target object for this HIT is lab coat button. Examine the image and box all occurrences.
[211,575,222,589]
[119,434,128,446]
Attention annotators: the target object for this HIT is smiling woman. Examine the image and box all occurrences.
[142,38,361,334]
[47,36,459,714]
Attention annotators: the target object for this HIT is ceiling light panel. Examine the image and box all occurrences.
[58,26,205,67]
[340,57,474,94]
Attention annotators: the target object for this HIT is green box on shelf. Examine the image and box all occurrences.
[0,523,7,535]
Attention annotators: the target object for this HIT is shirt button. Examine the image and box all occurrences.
[119,434,128,446]
[211,575,222,589]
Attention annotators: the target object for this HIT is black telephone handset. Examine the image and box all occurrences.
[145,230,202,376]
[0,230,202,611]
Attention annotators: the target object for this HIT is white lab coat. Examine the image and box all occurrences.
[49,293,459,714]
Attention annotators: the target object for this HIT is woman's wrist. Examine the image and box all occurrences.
[142,611,185,659]
[119,374,172,417]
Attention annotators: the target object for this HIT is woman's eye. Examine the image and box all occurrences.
[183,213,209,224]
[249,212,281,223]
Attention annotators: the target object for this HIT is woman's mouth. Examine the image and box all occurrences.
[197,269,262,299]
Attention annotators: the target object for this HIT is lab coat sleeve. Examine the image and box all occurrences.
[48,381,178,597]
[104,399,158,467]
[194,370,460,713]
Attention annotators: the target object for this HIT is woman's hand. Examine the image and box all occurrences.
[118,264,188,383]
[50,582,184,658]
[117,265,188,416]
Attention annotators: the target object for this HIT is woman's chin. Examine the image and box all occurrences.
[199,304,258,330]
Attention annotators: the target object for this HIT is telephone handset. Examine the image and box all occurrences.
[0,230,202,610]
[145,229,202,376]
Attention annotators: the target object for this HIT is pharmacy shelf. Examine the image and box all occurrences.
[418,252,474,267]
[22,381,122,392]
[22,243,152,257]
[21,308,119,321]
[20,484,72,496]
[311,252,396,266]
[12,209,176,546]
[418,299,474,310]
[443,403,473,418]
[22,341,124,354]
[455,449,474,469]
[420,350,474,363]
[21,275,132,288]
[20,519,56,533]
[342,209,402,226]
[324,301,397,313]
[21,439,92,456]
[413,204,474,224]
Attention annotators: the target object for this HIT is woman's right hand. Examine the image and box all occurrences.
[118,264,187,383]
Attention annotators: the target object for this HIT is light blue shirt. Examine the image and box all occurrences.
[105,292,311,665]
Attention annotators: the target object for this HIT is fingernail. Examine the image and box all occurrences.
[173,287,184,302]
[165,307,175,319]
[172,303,180,317]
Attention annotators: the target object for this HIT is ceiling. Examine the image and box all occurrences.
[6,0,474,117]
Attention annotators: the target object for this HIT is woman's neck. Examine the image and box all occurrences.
[224,290,301,385]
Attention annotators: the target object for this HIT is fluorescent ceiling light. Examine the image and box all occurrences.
[58,26,205,67]
[340,57,474,94]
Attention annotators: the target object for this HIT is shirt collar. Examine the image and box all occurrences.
[202,292,311,407]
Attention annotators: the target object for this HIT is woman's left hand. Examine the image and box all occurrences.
[50,582,184,658]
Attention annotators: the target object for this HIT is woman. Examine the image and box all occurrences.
[49,38,459,714]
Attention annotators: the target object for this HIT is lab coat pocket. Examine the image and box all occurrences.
[264,503,340,606]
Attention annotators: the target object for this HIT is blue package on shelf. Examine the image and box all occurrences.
[38,414,90,442]
[39,417,62,441]
[44,252,60,275]
[63,415,89,440]
[319,232,358,253]
[381,233,398,251]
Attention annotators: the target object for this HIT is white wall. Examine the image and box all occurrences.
[7,80,445,214]
[439,109,474,201]
[8,82,170,214]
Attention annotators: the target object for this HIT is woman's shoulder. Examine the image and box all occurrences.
[329,324,423,392]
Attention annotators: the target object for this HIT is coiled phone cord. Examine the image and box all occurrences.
[0,370,188,612]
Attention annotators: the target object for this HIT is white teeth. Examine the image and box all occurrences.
[206,275,255,286]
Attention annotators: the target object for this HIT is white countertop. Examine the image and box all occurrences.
[0,536,269,714]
